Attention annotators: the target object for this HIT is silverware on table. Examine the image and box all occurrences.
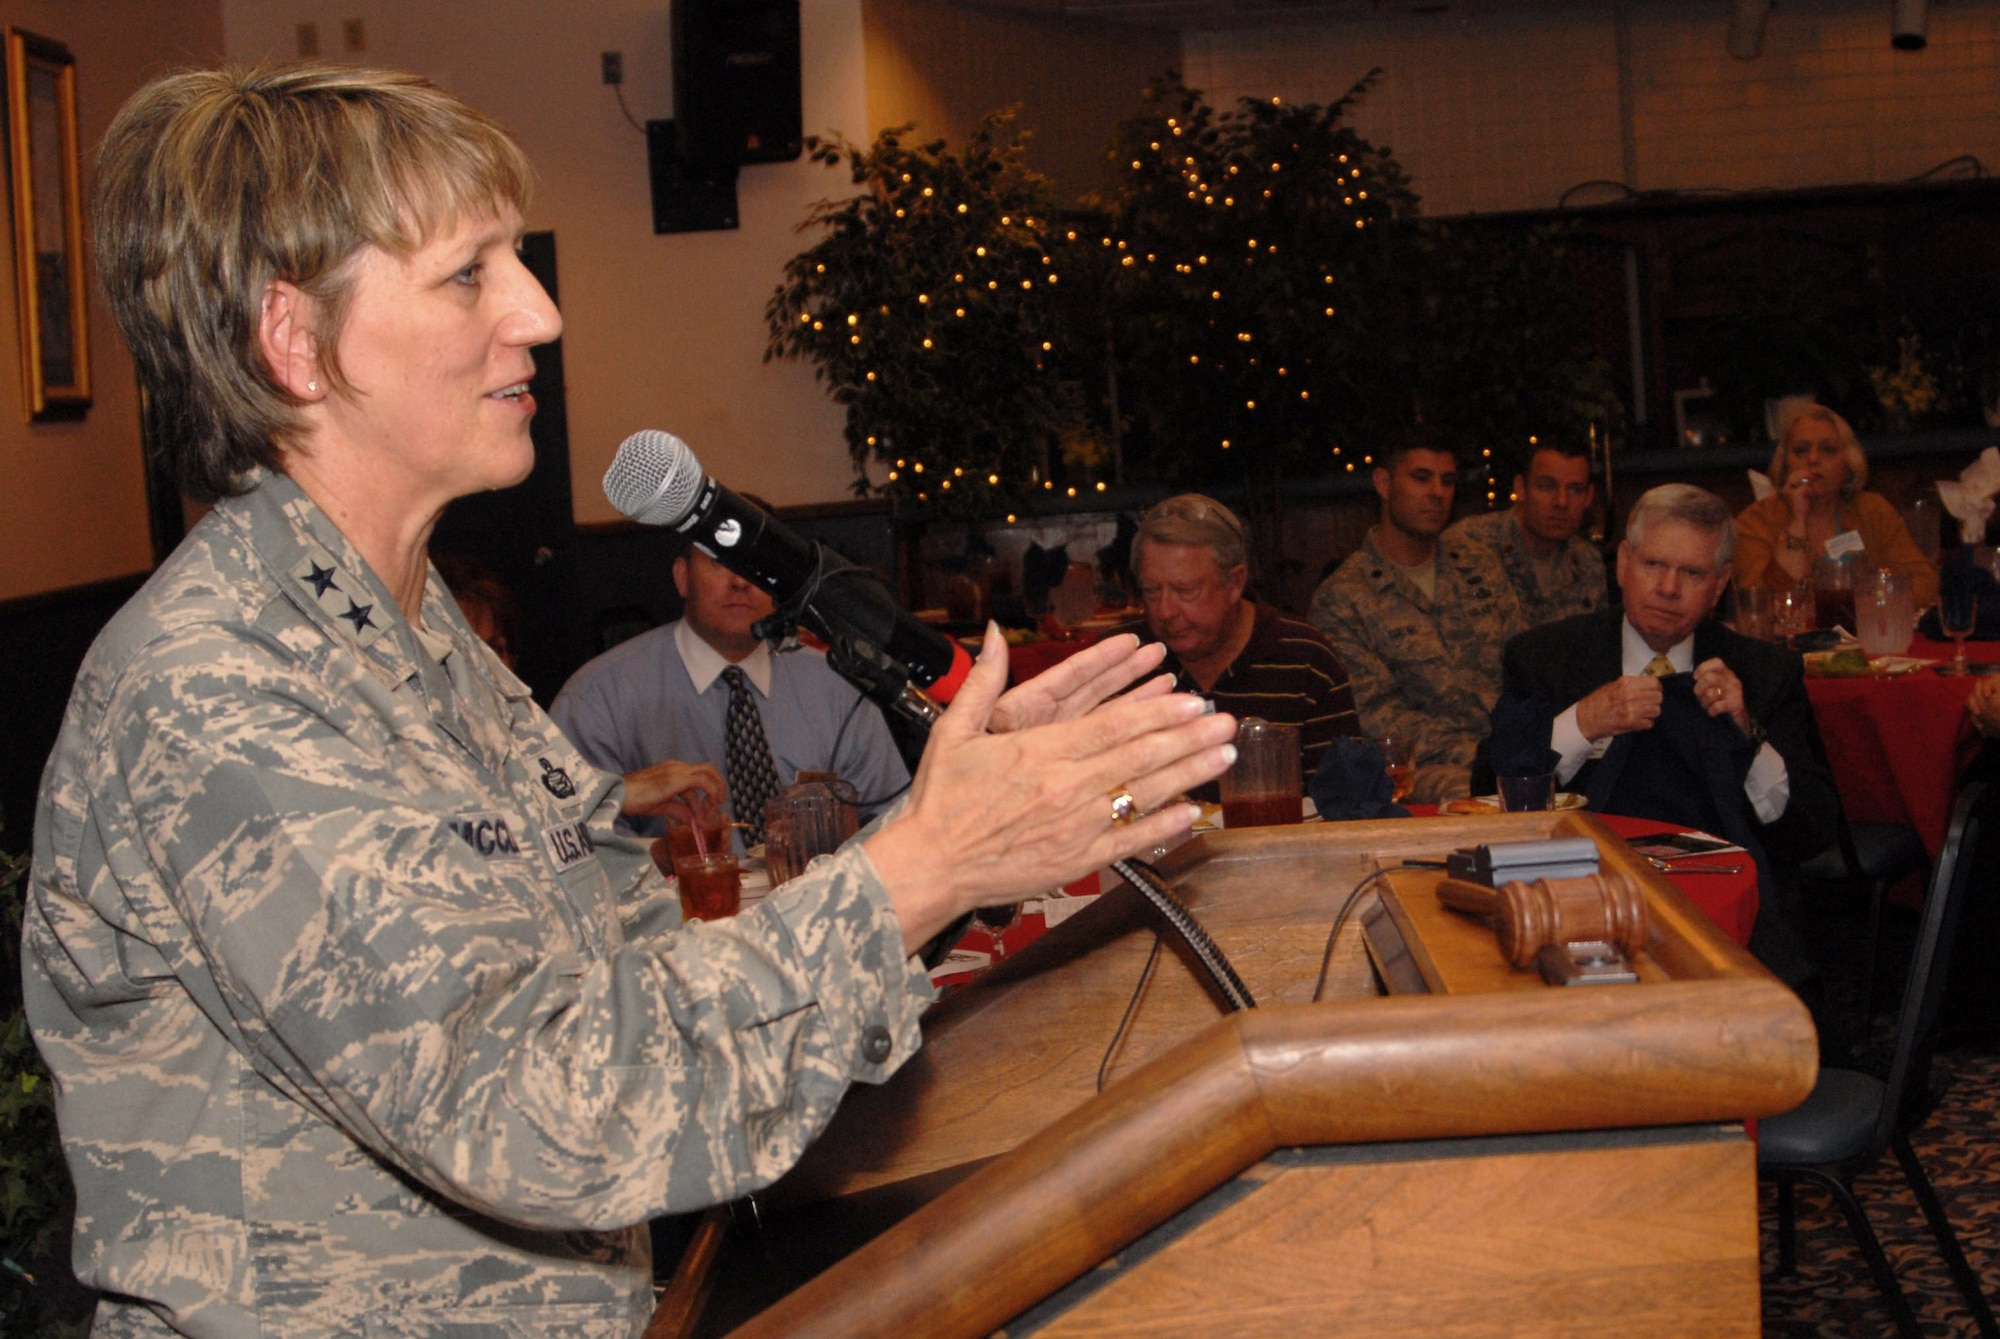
[1646,856,1744,875]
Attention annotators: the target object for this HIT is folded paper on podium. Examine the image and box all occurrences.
[658,811,1815,1339]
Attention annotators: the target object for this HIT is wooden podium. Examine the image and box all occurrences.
[660,811,1816,1339]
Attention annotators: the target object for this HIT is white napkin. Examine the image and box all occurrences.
[1748,469,1776,501]
[1938,447,2000,544]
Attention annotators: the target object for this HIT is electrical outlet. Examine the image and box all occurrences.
[343,18,365,52]
[601,51,623,86]
[296,22,319,57]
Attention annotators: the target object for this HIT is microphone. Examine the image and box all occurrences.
[604,430,974,723]
[607,431,1255,1003]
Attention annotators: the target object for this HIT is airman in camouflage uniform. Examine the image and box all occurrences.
[25,470,934,1337]
[1308,439,1526,802]
[1443,443,1606,629]
[33,64,1238,1339]
[1446,508,1606,628]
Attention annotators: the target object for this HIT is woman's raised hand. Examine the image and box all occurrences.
[865,623,1237,950]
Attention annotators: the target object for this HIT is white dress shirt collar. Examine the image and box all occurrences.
[1621,618,1694,676]
[674,618,773,696]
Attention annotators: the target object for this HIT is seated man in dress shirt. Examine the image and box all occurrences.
[552,529,910,850]
[1125,493,1359,796]
[1309,434,1525,803]
[1443,438,1606,629]
[1483,483,1839,1022]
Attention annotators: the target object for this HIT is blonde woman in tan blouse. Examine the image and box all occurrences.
[1732,400,1938,607]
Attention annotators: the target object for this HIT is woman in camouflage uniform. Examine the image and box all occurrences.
[23,64,1234,1338]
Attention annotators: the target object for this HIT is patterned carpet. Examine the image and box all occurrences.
[1759,1042,2000,1337]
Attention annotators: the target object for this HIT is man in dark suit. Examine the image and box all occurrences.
[1485,484,1840,1037]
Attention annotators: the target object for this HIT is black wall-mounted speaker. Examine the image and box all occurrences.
[647,120,739,234]
[672,0,802,169]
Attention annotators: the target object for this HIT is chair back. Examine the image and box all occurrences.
[1875,780,1992,1148]
[593,603,660,654]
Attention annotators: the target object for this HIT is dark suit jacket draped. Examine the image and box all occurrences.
[1485,609,1839,869]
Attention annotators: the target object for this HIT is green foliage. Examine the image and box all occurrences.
[767,73,1620,516]
[1096,71,1421,488]
[1,825,91,1337]
[765,112,1085,515]
[1413,219,1625,487]
[1098,73,1621,498]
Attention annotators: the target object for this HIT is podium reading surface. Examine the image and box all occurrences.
[658,811,1815,1339]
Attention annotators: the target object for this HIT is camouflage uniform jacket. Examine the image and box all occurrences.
[1444,509,1606,630]
[1307,530,1526,802]
[24,470,932,1338]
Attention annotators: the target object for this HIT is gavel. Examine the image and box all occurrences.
[1435,871,1648,970]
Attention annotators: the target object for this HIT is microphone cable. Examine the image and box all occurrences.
[1110,855,1255,1012]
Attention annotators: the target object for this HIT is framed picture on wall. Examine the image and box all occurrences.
[5,28,90,421]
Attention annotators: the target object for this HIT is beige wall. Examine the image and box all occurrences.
[862,0,1179,202]
[0,1,225,603]
[1184,0,2000,217]
[222,0,873,524]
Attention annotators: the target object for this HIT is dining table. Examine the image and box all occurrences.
[1803,632,1997,858]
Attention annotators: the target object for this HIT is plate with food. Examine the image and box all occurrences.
[1440,793,1588,816]
[1804,648,1935,678]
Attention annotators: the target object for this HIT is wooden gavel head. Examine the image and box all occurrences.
[1436,872,1648,970]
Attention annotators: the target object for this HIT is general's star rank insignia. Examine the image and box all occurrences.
[302,561,339,598]
[291,547,384,648]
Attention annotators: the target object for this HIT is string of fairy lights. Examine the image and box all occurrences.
[775,97,1542,517]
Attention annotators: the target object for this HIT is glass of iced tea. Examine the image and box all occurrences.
[1218,718,1304,828]
[1372,736,1416,803]
[672,851,742,921]
[1813,555,1856,634]
[663,811,731,862]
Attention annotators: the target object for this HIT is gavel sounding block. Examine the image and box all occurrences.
[1376,828,1748,995]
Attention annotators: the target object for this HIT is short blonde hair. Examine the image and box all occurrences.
[1769,400,1869,501]
[95,64,535,502]
[1135,493,1249,573]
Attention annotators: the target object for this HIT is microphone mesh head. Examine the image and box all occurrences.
[605,430,705,526]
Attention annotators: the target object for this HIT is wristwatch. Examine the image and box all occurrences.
[1742,717,1768,750]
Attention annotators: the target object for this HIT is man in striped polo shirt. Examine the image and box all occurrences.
[1125,494,1360,799]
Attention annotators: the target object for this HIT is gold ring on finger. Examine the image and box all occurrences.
[1108,786,1140,826]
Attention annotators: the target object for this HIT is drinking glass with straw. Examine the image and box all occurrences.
[657,804,740,921]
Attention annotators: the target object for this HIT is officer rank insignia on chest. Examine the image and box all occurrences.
[290,547,385,649]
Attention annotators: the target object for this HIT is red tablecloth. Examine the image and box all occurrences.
[1804,634,1994,856]
[1590,813,1759,947]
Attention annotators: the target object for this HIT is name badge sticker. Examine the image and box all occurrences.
[544,818,597,874]
[1824,529,1866,558]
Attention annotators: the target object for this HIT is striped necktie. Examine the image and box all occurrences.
[722,666,780,845]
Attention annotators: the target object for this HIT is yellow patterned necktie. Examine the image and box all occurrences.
[1644,654,1675,677]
